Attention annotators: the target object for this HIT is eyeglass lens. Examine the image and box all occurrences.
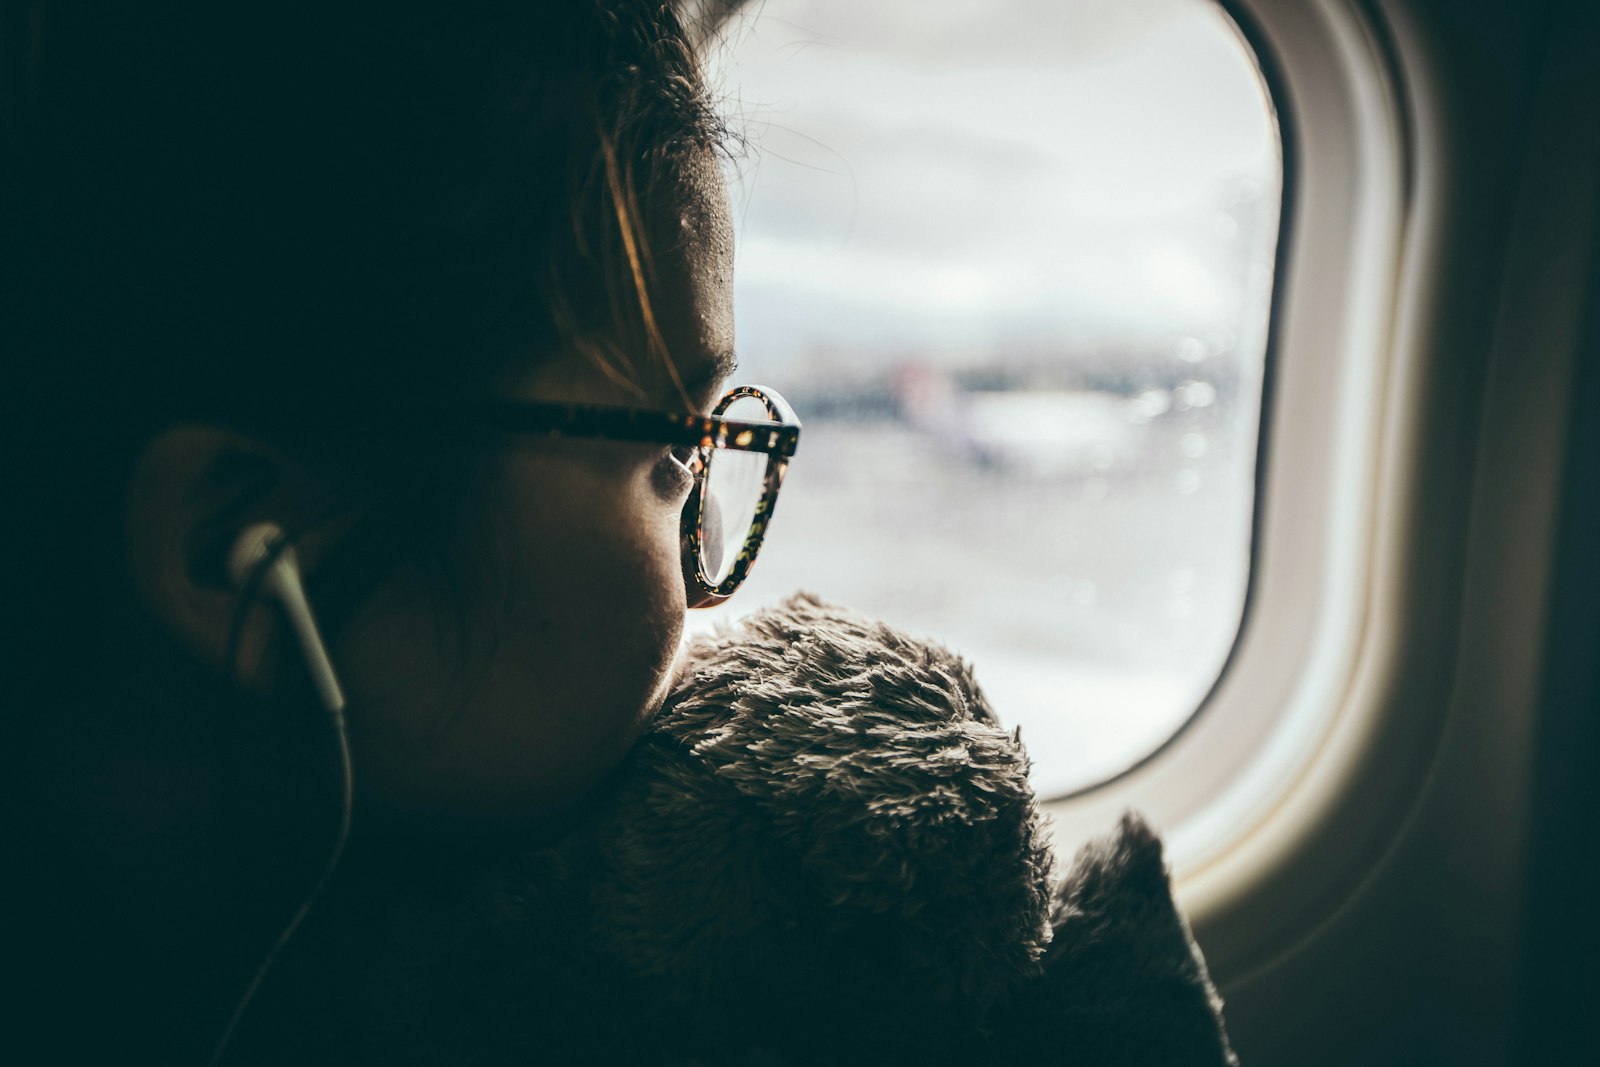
[698,393,774,586]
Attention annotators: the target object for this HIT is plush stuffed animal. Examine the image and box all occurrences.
[553,591,1057,1063]
[236,594,1237,1065]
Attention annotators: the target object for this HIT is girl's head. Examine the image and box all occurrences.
[8,2,741,819]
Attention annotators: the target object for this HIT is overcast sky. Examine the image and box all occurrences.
[701,0,1281,375]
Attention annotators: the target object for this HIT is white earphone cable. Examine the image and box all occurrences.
[207,526,354,1067]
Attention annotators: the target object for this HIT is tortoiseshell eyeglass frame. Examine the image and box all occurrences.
[477,384,801,607]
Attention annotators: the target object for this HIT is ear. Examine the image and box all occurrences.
[125,425,328,682]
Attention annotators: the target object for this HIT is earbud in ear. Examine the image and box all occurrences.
[209,523,355,1067]
[229,523,347,715]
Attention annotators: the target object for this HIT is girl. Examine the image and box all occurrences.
[4,2,785,1060]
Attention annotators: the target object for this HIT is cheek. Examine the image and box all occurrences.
[504,468,688,734]
[338,451,688,812]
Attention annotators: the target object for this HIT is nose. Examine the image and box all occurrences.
[699,488,725,580]
[682,484,725,610]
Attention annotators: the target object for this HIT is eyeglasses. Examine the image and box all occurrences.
[478,384,801,607]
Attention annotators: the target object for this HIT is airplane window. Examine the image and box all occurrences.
[694,0,1282,797]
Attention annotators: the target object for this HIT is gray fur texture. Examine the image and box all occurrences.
[561,592,1058,1059]
[236,593,1235,1065]
[991,812,1240,1065]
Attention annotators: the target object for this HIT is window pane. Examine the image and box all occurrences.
[695,0,1282,797]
